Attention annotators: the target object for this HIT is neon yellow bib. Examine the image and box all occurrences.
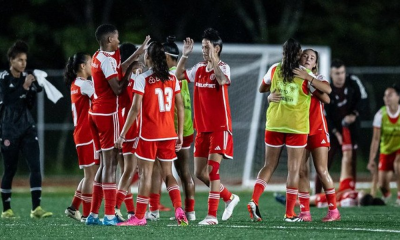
[266,64,311,134]
[171,67,194,137]
[380,106,400,154]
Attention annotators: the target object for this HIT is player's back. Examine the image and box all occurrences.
[133,69,180,141]
[71,77,93,143]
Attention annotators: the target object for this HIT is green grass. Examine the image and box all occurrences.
[1,190,400,239]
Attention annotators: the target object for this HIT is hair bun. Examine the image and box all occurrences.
[166,36,176,43]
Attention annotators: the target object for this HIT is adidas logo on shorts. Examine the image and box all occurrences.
[214,146,221,150]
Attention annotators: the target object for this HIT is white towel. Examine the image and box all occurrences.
[33,69,63,104]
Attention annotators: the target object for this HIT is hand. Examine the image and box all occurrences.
[182,38,194,56]
[268,89,282,103]
[343,114,356,125]
[23,74,36,90]
[136,35,151,55]
[293,68,310,80]
[131,61,145,74]
[367,161,376,174]
[206,40,218,64]
[335,131,343,145]
[175,135,183,152]
[115,136,125,149]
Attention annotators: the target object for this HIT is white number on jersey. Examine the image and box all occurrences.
[155,87,173,112]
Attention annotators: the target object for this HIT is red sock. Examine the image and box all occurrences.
[220,184,232,202]
[116,190,127,209]
[81,193,92,217]
[102,183,117,215]
[136,195,149,219]
[124,193,135,213]
[325,188,337,210]
[149,193,160,211]
[208,191,220,217]
[167,185,182,209]
[298,192,310,212]
[71,190,82,210]
[398,191,400,200]
[252,178,267,205]
[131,172,139,185]
[90,182,103,214]
[185,198,195,212]
[286,187,298,217]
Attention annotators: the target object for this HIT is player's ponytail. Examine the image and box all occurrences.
[163,36,179,61]
[7,40,29,61]
[281,38,301,83]
[148,41,170,82]
[64,52,88,86]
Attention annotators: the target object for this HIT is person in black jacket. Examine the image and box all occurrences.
[316,59,368,194]
[0,41,52,219]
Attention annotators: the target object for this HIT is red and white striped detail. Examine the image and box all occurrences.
[125,194,133,200]
[286,188,298,195]
[81,195,92,203]
[118,190,127,196]
[167,185,180,192]
[93,181,102,187]
[219,184,225,192]
[74,191,82,199]
[137,196,149,205]
[298,192,310,199]
[113,112,120,144]
[325,188,336,195]
[102,183,117,190]
[255,178,268,188]
[209,192,220,200]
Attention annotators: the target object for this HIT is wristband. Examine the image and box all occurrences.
[181,55,188,59]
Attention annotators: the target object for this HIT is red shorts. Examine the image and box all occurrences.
[379,149,400,171]
[181,134,194,149]
[135,139,177,161]
[88,114,101,155]
[90,112,122,151]
[338,178,356,192]
[76,141,100,169]
[341,127,352,152]
[306,132,330,150]
[194,131,233,159]
[122,138,139,155]
[264,130,307,148]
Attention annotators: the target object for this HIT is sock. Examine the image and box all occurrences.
[131,172,139,185]
[102,183,117,215]
[220,184,232,202]
[81,193,92,217]
[208,191,220,217]
[398,191,400,200]
[185,198,195,212]
[124,193,135,213]
[167,185,182,209]
[116,190,127,209]
[325,188,337,210]
[252,178,267,205]
[31,188,42,210]
[1,189,11,211]
[149,193,160,212]
[71,190,82,210]
[136,195,149,219]
[90,182,103,214]
[298,192,310,212]
[286,187,298,217]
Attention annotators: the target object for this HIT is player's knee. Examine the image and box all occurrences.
[207,160,220,181]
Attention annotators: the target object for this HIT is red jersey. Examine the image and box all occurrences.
[133,70,180,141]
[309,74,329,136]
[70,77,94,145]
[91,49,121,114]
[184,61,232,132]
[125,74,139,140]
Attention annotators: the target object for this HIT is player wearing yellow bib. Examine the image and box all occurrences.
[368,85,400,205]
[247,38,311,222]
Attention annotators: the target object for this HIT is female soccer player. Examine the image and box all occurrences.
[247,38,310,222]
[63,53,99,221]
[0,41,52,219]
[175,29,240,225]
[115,41,188,226]
[368,85,400,205]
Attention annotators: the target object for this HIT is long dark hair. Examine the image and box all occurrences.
[120,42,137,62]
[302,48,319,74]
[64,52,89,86]
[163,36,179,61]
[281,38,301,83]
[148,41,170,82]
[7,40,28,61]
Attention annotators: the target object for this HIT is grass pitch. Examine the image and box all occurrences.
[1,190,400,239]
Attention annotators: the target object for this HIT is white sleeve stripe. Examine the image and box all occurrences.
[350,75,368,99]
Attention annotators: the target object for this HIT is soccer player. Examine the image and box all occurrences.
[0,41,52,219]
[368,85,400,205]
[175,28,240,225]
[86,24,149,226]
[63,53,100,222]
[115,41,188,226]
[115,42,141,221]
[247,38,310,222]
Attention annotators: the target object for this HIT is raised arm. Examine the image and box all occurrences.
[121,36,151,74]
[207,41,229,85]
[108,61,142,95]
[176,38,194,80]
[293,68,331,94]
